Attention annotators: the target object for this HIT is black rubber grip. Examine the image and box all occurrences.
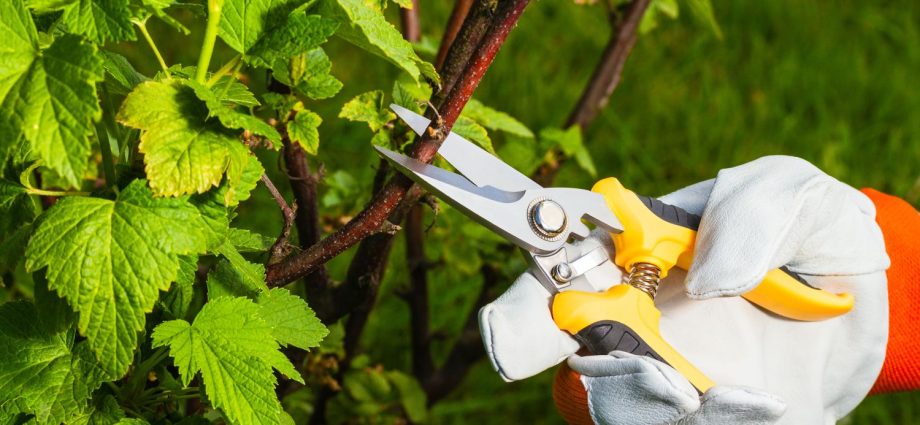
[637,194,820,291]
[574,320,667,362]
[636,195,702,230]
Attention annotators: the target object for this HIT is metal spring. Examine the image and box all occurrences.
[626,262,662,299]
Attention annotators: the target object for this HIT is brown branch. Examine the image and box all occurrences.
[405,205,435,382]
[399,0,421,43]
[265,0,531,288]
[435,0,474,69]
[261,173,297,263]
[281,140,340,323]
[423,263,502,404]
[534,0,651,186]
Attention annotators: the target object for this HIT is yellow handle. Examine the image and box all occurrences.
[591,177,854,321]
[552,285,715,393]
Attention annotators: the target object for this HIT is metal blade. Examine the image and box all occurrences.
[390,104,542,192]
[374,145,624,254]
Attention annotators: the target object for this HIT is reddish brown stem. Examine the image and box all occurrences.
[535,0,651,185]
[400,0,421,43]
[436,0,473,69]
[265,0,532,288]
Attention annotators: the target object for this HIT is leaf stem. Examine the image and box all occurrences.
[206,54,241,87]
[196,0,225,84]
[134,19,171,78]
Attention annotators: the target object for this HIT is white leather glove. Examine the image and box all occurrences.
[478,156,891,424]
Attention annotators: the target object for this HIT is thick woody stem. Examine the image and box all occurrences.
[534,0,651,186]
[399,0,421,43]
[265,0,531,288]
[435,0,473,69]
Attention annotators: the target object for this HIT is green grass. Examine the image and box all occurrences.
[122,0,920,422]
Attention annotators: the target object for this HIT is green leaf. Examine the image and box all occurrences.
[540,126,596,177]
[339,91,395,132]
[228,228,274,252]
[391,0,412,9]
[686,0,722,38]
[318,0,438,84]
[209,241,268,297]
[385,371,427,423]
[152,297,298,425]
[59,0,135,44]
[298,49,343,100]
[0,302,110,423]
[0,0,104,187]
[287,110,322,155]
[219,0,337,69]
[256,288,327,350]
[0,180,26,209]
[25,180,209,375]
[452,117,493,154]
[117,80,252,197]
[462,99,534,138]
[212,76,261,108]
[100,50,147,95]
[391,78,430,112]
[248,13,338,68]
[160,255,198,321]
[218,0,301,57]
[186,79,281,146]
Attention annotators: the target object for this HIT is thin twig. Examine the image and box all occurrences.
[261,174,297,263]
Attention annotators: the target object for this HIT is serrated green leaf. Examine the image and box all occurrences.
[152,297,297,425]
[385,371,427,422]
[462,99,533,138]
[25,180,209,375]
[0,302,110,423]
[59,0,135,44]
[452,117,493,154]
[339,91,394,132]
[100,50,147,95]
[391,78,430,112]
[248,13,338,68]
[212,241,268,295]
[190,192,231,250]
[218,0,301,57]
[290,49,342,100]
[186,79,281,146]
[0,1,104,188]
[287,110,322,155]
[211,76,261,108]
[318,0,438,84]
[540,126,596,177]
[117,80,253,197]
[0,180,26,209]
[228,228,273,252]
[256,288,327,350]
[161,255,198,321]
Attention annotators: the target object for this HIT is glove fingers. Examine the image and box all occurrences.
[479,272,580,382]
[678,386,786,425]
[684,156,888,298]
[567,353,700,425]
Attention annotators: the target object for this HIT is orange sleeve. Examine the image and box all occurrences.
[863,189,920,394]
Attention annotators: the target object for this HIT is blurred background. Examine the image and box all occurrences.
[116,0,920,423]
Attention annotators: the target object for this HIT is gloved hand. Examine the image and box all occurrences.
[478,156,891,424]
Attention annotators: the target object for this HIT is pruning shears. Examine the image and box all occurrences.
[375,104,855,393]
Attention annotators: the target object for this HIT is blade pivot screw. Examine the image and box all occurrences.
[529,199,567,241]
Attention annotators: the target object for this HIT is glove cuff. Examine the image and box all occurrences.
[863,189,920,394]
